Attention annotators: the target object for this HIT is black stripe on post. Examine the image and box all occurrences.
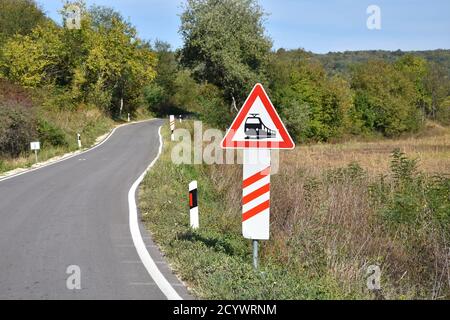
[189,188,198,209]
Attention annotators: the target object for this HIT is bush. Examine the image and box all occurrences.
[37,119,68,148]
[369,149,450,229]
[144,83,167,115]
[0,79,35,108]
[42,88,78,111]
[437,97,450,125]
[0,104,37,157]
[197,84,233,130]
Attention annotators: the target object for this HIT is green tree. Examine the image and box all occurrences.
[80,8,157,115]
[351,60,422,137]
[424,62,450,121]
[0,0,47,45]
[179,0,272,109]
[395,54,430,119]
[0,21,65,87]
[268,51,352,142]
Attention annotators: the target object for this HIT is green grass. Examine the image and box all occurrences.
[139,124,356,300]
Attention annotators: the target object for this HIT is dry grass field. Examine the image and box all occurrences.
[285,122,450,175]
[207,122,450,299]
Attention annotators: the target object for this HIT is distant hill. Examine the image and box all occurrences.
[312,49,450,76]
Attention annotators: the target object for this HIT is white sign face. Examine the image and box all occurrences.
[30,142,40,151]
[232,96,283,143]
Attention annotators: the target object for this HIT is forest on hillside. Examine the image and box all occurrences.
[1,0,450,161]
[314,49,450,77]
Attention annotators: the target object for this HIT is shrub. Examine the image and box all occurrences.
[197,84,233,130]
[144,83,167,115]
[0,104,37,157]
[37,119,68,148]
[0,79,35,108]
[370,149,450,230]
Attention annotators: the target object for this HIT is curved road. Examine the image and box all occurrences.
[0,119,189,300]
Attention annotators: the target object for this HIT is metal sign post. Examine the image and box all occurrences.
[253,240,259,269]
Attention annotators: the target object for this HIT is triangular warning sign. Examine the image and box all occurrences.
[221,83,295,149]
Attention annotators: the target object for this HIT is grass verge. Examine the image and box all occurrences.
[139,123,358,299]
[140,121,450,299]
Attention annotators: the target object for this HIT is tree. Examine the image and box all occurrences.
[80,7,157,115]
[268,51,352,142]
[153,41,178,98]
[0,0,47,45]
[0,21,65,87]
[351,60,421,137]
[179,0,272,109]
[424,62,449,120]
[395,54,430,120]
[0,2,157,115]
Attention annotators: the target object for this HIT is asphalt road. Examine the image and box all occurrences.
[0,119,190,300]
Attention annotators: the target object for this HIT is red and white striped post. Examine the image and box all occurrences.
[170,115,175,141]
[243,149,271,269]
[189,181,199,229]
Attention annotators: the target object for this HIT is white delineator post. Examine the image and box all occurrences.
[170,115,175,141]
[127,113,130,122]
[242,149,271,241]
[77,133,82,149]
[189,181,199,229]
[179,115,182,123]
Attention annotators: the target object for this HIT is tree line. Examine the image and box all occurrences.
[0,0,157,116]
[149,0,450,142]
[0,0,157,157]
[1,0,449,157]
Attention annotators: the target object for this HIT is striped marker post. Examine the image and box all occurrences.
[77,133,82,149]
[243,149,271,269]
[189,181,199,229]
[170,115,175,141]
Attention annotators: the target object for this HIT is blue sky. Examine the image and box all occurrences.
[39,0,450,53]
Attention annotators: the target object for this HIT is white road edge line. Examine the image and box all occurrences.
[128,126,183,301]
[0,119,157,183]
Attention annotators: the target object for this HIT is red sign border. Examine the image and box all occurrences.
[221,83,295,149]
